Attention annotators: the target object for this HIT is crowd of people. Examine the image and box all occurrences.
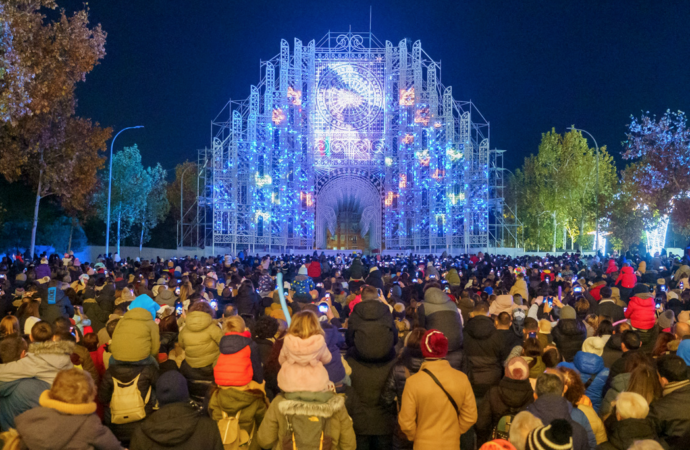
[0,248,688,450]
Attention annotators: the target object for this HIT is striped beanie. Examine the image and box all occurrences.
[526,419,573,450]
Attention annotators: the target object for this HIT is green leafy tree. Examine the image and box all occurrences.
[137,164,169,252]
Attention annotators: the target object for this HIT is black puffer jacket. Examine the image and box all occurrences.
[463,315,506,398]
[380,347,424,410]
[476,377,534,445]
[346,355,397,436]
[552,319,587,363]
[418,288,463,352]
[599,418,665,450]
[347,300,397,363]
[364,269,384,290]
[234,286,260,317]
[602,333,623,369]
[648,382,690,449]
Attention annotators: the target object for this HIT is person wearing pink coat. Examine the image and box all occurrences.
[277,311,333,393]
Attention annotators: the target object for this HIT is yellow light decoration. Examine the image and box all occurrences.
[384,191,397,206]
[399,87,415,106]
[433,122,443,128]
[416,150,430,166]
[385,157,393,167]
[414,107,430,126]
[402,134,414,145]
[255,173,272,187]
[287,86,302,106]
[448,192,466,205]
[300,192,313,207]
[432,169,445,180]
[272,108,286,125]
[399,174,407,189]
[446,148,463,161]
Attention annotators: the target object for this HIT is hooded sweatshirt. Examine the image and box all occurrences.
[178,311,223,368]
[109,295,160,362]
[625,293,656,330]
[278,333,332,393]
[0,341,74,385]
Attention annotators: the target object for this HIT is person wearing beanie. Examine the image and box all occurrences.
[364,265,384,290]
[130,371,224,450]
[418,287,464,369]
[476,357,534,445]
[526,419,574,450]
[108,295,160,365]
[291,265,316,301]
[658,309,675,333]
[399,330,477,450]
[626,284,657,330]
[557,336,610,413]
[551,305,586,363]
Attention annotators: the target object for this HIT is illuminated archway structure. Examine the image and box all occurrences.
[209,32,493,253]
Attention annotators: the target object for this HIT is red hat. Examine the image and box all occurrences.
[421,329,448,359]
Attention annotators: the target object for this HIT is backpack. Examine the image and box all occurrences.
[110,373,151,424]
[281,414,333,450]
[218,410,255,450]
[492,413,517,440]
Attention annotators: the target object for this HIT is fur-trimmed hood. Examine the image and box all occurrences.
[277,393,345,418]
[28,340,75,356]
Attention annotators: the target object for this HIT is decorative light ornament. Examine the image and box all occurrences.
[416,150,430,166]
[433,122,442,128]
[255,210,270,221]
[399,87,415,106]
[448,192,465,205]
[414,107,430,126]
[384,191,397,206]
[300,192,313,207]
[385,157,393,167]
[255,173,272,187]
[399,174,407,189]
[435,214,446,224]
[446,148,463,161]
[432,169,445,181]
[287,86,302,106]
[645,216,669,256]
[402,134,414,145]
[272,108,286,125]
[271,192,280,205]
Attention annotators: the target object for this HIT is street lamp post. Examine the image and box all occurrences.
[568,126,600,253]
[105,126,144,256]
[179,164,195,248]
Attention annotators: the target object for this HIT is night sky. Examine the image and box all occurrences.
[60,0,690,173]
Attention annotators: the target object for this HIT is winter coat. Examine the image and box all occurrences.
[476,377,533,444]
[380,348,423,410]
[34,263,51,280]
[595,299,626,323]
[625,294,657,330]
[462,315,506,398]
[558,351,609,413]
[0,378,49,431]
[277,334,331,393]
[323,322,346,384]
[509,278,529,302]
[602,334,623,369]
[648,380,690,448]
[254,337,274,368]
[291,275,316,297]
[346,300,397,363]
[0,340,73,385]
[399,359,477,450]
[109,307,160,362]
[346,354,397,435]
[15,391,122,450]
[82,298,110,332]
[348,258,364,280]
[215,330,263,386]
[208,383,267,450]
[365,269,384,290]
[256,392,356,450]
[178,311,222,368]
[525,394,590,450]
[606,259,619,275]
[235,288,261,317]
[38,283,74,323]
[600,372,631,418]
[552,319,587,363]
[615,266,637,289]
[589,282,607,302]
[98,362,158,418]
[307,261,322,279]
[418,288,463,354]
[130,402,224,450]
[598,418,665,450]
[446,269,461,286]
[457,296,475,325]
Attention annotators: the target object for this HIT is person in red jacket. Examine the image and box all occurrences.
[307,258,322,283]
[625,284,657,330]
[588,278,607,302]
[615,264,638,303]
[214,315,263,386]
[605,258,619,274]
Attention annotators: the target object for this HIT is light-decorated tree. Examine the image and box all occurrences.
[0,1,110,257]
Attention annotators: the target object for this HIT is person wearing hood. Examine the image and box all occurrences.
[130,370,224,450]
[510,272,529,303]
[464,302,507,399]
[557,337,610,413]
[214,315,263,387]
[34,257,51,280]
[14,368,123,450]
[154,282,177,308]
[418,287,464,369]
[626,284,657,330]
[588,277,607,302]
[446,267,461,286]
[398,329,477,450]
[109,294,161,364]
[615,265,637,302]
[606,259,619,275]
[37,278,75,324]
[476,357,534,445]
[307,257,322,282]
[425,262,440,280]
[551,305,587,363]
[348,257,365,281]
[178,301,222,392]
[365,266,384,290]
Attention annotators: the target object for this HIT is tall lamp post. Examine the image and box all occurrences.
[105,126,144,256]
[179,164,195,248]
[567,126,600,253]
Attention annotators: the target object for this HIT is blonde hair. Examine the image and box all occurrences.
[616,392,649,420]
[288,311,324,339]
[50,368,95,404]
[0,316,20,338]
[509,411,543,450]
[223,315,246,333]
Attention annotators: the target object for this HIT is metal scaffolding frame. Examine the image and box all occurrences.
[199,31,504,253]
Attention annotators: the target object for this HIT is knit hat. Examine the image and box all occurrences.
[40,257,48,264]
[421,329,448,359]
[369,266,378,273]
[73,258,81,266]
[15,273,27,284]
[559,305,576,320]
[526,419,573,450]
[156,371,189,406]
[479,440,517,450]
[505,357,529,381]
[632,284,650,295]
[298,265,308,275]
[129,294,160,320]
[658,310,675,330]
[582,337,606,357]
[538,319,552,334]
[679,310,690,324]
[393,303,406,320]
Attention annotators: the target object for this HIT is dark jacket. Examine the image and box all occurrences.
[254,337,274,368]
[130,402,224,450]
[98,363,158,418]
[323,322,346,384]
[380,347,423,410]
[602,333,623,369]
[552,319,587,363]
[0,378,49,431]
[418,288,463,354]
[595,299,626,323]
[497,328,523,356]
[82,298,110,332]
[347,300,397,363]
[365,269,384,290]
[604,350,639,394]
[463,315,505,398]
[476,377,534,445]
[598,418,666,450]
[456,296,475,325]
[525,394,590,450]
[346,355,397,436]
[235,287,260,318]
[38,283,74,323]
[649,381,690,449]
